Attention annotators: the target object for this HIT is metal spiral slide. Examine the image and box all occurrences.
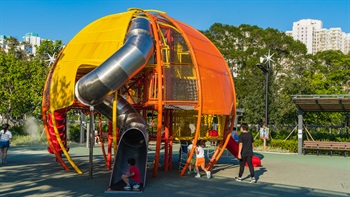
[74,17,154,191]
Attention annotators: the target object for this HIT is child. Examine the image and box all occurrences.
[121,158,141,190]
[235,123,256,183]
[194,140,211,179]
[187,138,196,174]
[0,124,12,164]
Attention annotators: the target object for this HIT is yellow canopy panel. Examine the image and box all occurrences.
[50,11,135,110]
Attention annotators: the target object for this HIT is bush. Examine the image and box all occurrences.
[11,134,47,145]
[251,127,350,153]
[253,138,263,147]
[253,138,297,153]
[271,130,290,140]
[69,124,81,142]
[268,139,298,153]
[310,131,350,142]
[9,125,26,136]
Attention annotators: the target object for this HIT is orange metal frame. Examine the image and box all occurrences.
[41,9,236,178]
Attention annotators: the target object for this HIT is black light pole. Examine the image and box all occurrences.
[257,51,274,149]
[257,51,274,127]
[256,62,269,127]
[257,61,270,149]
[265,62,269,127]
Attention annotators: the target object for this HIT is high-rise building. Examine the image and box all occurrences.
[286,19,322,54]
[0,35,8,52]
[22,32,41,54]
[0,33,43,54]
[286,19,350,54]
[343,33,350,54]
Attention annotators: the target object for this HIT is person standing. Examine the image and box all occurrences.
[194,140,211,179]
[0,124,12,164]
[235,123,256,183]
[260,124,269,149]
[94,129,100,145]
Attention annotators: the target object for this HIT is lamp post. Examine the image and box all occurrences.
[256,63,269,126]
[256,50,274,148]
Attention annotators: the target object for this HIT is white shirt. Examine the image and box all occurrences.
[187,144,196,158]
[0,129,12,141]
[196,146,205,158]
[188,144,193,152]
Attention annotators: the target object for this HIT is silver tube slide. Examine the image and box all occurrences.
[75,17,154,106]
[74,17,154,191]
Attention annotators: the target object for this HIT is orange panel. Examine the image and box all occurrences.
[171,19,236,115]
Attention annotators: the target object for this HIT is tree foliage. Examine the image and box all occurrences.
[202,23,350,130]
[0,38,63,124]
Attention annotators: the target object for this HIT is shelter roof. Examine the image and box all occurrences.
[292,95,350,112]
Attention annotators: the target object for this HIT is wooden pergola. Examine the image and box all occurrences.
[292,94,350,154]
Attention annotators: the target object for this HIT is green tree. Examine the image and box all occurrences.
[35,39,63,63]
[300,50,350,127]
[0,51,30,120]
[202,24,308,128]
[0,38,63,124]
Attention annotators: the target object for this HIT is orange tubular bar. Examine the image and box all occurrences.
[206,115,235,170]
[42,107,69,171]
[41,49,69,171]
[145,13,163,178]
[98,114,108,165]
[161,13,236,175]
[159,14,204,177]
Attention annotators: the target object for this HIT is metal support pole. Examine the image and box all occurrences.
[258,51,273,129]
[265,70,269,127]
[346,113,349,136]
[89,106,94,179]
[234,114,238,129]
[298,108,303,155]
[80,111,85,143]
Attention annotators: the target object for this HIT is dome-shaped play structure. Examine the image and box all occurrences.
[42,8,260,192]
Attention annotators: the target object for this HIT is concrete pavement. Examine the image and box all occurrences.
[0,143,349,197]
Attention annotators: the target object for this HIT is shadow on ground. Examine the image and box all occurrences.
[0,144,348,197]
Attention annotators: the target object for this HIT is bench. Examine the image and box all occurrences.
[303,141,350,156]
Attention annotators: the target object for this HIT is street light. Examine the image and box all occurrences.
[256,50,274,127]
[256,50,274,149]
[256,62,269,127]
[256,63,268,74]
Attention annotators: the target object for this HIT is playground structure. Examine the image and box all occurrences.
[41,8,260,192]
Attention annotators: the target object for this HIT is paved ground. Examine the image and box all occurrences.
[0,143,349,197]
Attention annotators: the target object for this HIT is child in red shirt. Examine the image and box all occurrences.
[121,158,141,190]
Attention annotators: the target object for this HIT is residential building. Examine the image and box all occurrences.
[343,33,350,54]
[286,19,322,54]
[22,32,41,54]
[0,33,42,54]
[0,35,8,52]
[286,19,350,54]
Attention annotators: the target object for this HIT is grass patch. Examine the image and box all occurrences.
[11,135,47,146]
[254,146,294,153]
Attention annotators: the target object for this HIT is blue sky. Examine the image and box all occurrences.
[0,0,349,44]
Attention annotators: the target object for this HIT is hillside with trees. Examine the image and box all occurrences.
[202,23,350,134]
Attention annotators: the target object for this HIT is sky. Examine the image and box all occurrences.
[0,0,350,44]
